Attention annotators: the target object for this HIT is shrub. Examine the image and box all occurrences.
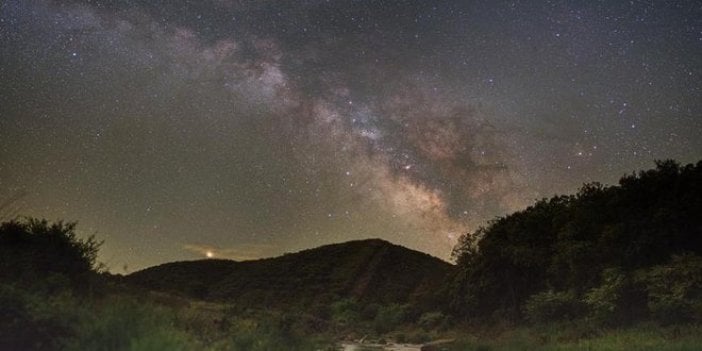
[637,253,702,324]
[361,302,380,321]
[418,311,447,330]
[0,286,72,351]
[524,290,584,324]
[219,312,331,351]
[584,268,629,324]
[330,298,360,327]
[0,218,102,291]
[65,297,195,351]
[373,304,406,334]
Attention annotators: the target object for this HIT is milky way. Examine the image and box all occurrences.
[1,1,701,271]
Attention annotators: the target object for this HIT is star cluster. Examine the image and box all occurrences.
[1,0,700,270]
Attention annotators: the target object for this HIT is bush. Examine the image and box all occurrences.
[330,298,360,327]
[0,218,102,291]
[0,286,72,351]
[218,311,331,351]
[65,297,195,351]
[418,311,448,330]
[637,253,702,324]
[524,290,584,324]
[584,268,629,324]
[361,303,380,321]
[373,304,406,334]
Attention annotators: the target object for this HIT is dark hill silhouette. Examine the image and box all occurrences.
[125,239,452,307]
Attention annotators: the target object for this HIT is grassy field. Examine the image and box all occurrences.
[3,279,702,350]
[445,324,702,351]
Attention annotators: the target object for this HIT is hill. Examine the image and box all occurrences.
[124,239,453,308]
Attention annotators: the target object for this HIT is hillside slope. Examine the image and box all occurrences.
[125,239,452,307]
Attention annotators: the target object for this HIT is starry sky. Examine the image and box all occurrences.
[1,0,701,271]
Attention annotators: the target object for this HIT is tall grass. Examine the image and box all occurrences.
[64,297,196,351]
[4,280,702,351]
[447,323,702,351]
[1,283,336,351]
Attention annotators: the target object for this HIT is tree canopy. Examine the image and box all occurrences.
[449,160,702,324]
[0,218,102,290]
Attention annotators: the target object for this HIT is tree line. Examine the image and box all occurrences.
[448,160,702,325]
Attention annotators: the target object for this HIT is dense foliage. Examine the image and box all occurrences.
[449,160,702,324]
[0,218,102,291]
[0,218,103,350]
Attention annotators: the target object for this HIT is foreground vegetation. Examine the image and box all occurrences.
[0,219,336,350]
[1,285,335,350]
[2,160,702,350]
[446,323,702,351]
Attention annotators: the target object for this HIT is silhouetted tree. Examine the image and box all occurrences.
[0,218,102,291]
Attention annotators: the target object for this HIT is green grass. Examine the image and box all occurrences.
[1,283,337,351]
[65,293,336,351]
[446,324,702,351]
[4,281,702,351]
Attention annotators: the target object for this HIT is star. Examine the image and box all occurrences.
[0,0,698,270]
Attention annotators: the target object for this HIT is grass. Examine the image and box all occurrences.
[66,294,336,351]
[4,281,702,351]
[1,283,337,351]
[446,324,702,351]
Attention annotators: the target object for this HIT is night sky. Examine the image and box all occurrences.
[1,1,701,271]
